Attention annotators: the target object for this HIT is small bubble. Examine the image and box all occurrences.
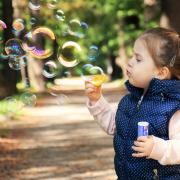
[42,60,58,78]
[88,45,99,61]
[28,1,41,11]
[55,9,65,21]
[68,19,88,38]
[20,92,37,107]
[8,56,21,70]
[47,0,58,9]
[12,19,25,32]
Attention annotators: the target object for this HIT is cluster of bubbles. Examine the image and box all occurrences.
[0,0,108,109]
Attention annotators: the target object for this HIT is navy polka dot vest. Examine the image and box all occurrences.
[114,78,180,180]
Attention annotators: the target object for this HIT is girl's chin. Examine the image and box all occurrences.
[129,79,143,88]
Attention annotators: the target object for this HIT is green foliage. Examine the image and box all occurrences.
[0,0,160,76]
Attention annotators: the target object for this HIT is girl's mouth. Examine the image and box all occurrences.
[126,69,131,77]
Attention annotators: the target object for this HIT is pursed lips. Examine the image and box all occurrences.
[126,69,131,77]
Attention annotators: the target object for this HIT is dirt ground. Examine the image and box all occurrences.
[0,90,126,180]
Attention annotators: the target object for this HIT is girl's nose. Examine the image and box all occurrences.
[128,57,134,67]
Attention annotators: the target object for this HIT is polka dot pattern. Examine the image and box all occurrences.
[113,78,180,180]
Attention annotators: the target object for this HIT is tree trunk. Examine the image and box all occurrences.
[27,0,46,92]
[160,0,180,33]
[109,54,122,80]
[0,0,17,99]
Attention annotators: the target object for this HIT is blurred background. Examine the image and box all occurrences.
[0,0,180,179]
[0,0,179,98]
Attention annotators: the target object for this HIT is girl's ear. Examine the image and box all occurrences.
[156,67,171,80]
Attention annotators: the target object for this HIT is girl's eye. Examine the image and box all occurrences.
[136,59,141,62]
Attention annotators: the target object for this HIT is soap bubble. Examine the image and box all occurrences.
[81,64,108,86]
[81,64,94,79]
[20,92,37,107]
[28,1,41,11]
[88,45,99,61]
[47,0,58,9]
[63,71,72,77]
[50,92,70,105]
[68,19,88,38]
[0,54,9,61]
[55,9,65,21]
[12,19,25,32]
[89,66,108,86]
[0,20,7,42]
[42,60,58,78]
[57,41,81,67]
[22,32,35,51]
[0,20,7,30]
[8,55,28,70]
[5,38,25,57]
[30,17,38,26]
[3,96,23,115]
[23,27,55,59]
[8,56,21,70]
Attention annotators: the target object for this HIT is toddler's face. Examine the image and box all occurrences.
[126,38,159,89]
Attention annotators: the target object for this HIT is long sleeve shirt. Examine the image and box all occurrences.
[87,96,180,165]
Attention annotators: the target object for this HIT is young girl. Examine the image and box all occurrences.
[85,27,180,180]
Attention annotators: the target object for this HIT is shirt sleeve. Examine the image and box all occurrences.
[149,110,180,165]
[86,96,116,135]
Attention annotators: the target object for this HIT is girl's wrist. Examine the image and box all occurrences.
[90,100,98,106]
[89,96,101,106]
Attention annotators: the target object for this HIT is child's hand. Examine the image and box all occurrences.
[132,136,154,158]
[85,80,102,104]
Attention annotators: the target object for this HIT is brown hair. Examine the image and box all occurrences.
[139,27,180,79]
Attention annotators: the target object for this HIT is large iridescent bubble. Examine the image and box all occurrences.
[22,27,55,59]
[5,38,25,57]
[57,41,82,67]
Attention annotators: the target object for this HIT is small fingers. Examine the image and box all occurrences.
[131,145,144,153]
[137,136,148,142]
[134,141,144,147]
[85,81,96,89]
[132,152,146,158]
[85,88,96,94]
